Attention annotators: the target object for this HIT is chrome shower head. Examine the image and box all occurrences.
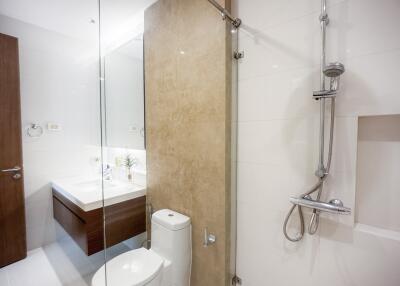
[324,62,345,91]
[323,62,345,78]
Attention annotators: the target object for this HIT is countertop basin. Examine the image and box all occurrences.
[52,176,146,211]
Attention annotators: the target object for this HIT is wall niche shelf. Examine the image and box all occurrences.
[355,115,400,235]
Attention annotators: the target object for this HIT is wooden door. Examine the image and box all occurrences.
[0,33,26,267]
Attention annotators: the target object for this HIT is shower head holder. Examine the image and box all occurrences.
[313,89,337,100]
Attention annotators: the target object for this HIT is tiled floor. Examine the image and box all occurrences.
[0,233,138,286]
[1,248,72,286]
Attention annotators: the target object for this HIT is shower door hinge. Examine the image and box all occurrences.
[232,275,242,285]
[234,51,244,60]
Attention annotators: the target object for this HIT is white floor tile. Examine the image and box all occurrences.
[6,248,62,286]
[0,235,138,286]
[0,269,10,286]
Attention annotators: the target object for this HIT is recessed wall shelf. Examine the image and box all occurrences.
[355,115,400,233]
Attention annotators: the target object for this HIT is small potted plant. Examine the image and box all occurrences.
[123,154,137,182]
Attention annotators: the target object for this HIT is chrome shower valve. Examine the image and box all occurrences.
[203,228,216,247]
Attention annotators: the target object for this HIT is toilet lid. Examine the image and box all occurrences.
[92,248,163,286]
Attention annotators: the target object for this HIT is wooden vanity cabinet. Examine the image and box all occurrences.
[52,189,146,255]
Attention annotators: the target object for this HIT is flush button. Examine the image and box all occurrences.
[168,213,174,217]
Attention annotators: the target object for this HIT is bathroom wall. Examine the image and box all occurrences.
[144,0,233,285]
[0,15,101,250]
[234,0,400,285]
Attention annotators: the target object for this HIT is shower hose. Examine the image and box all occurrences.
[283,97,336,242]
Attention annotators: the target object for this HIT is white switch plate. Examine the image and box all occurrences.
[129,125,138,132]
[47,123,62,131]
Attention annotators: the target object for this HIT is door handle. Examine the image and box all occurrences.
[1,166,22,173]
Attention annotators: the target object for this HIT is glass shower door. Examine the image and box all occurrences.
[230,16,240,284]
[0,0,109,285]
[97,1,152,285]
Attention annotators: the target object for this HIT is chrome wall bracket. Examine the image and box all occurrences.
[234,51,244,60]
[319,13,330,25]
[232,275,242,285]
[207,0,242,28]
[313,89,337,100]
[230,18,242,29]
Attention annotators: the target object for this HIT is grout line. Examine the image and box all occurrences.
[237,0,347,33]
[237,47,400,83]
[236,115,357,124]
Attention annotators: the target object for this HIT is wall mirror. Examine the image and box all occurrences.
[104,35,145,150]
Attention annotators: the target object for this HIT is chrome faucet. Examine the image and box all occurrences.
[103,164,112,181]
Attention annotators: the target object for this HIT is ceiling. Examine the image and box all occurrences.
[0,0,157,44]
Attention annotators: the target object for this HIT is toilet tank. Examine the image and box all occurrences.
[151,209,191,286]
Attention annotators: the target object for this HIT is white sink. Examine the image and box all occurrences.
[73,179,119,191]
[52,177,146,211]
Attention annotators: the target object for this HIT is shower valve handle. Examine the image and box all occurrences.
[203,228,216,247]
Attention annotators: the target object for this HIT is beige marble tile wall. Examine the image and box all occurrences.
[144,0,232,285]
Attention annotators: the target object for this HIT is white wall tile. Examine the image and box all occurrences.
[234,0,344,32]
[238,0,400,81]
[238,17,319,80]
[238,67,320,121]
[327,0,400,62]
[328,116,358,174]
[236,0,400,285]
[238,118,319,169]
[337,50,400,116]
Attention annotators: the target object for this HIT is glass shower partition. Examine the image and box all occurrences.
[0,0,111,285]
[98,0,241,286]
[230,22,240,285]
[97,1,151,285]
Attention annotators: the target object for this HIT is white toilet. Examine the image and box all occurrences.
[92,209,191,286]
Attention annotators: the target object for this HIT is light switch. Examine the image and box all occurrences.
[129,125,138,132]
[47,123,62,131]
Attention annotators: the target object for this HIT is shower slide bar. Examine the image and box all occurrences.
[289,196,351,215]
[207,0,242,28]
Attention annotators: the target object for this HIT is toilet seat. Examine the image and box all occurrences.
[92,248,164,286]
